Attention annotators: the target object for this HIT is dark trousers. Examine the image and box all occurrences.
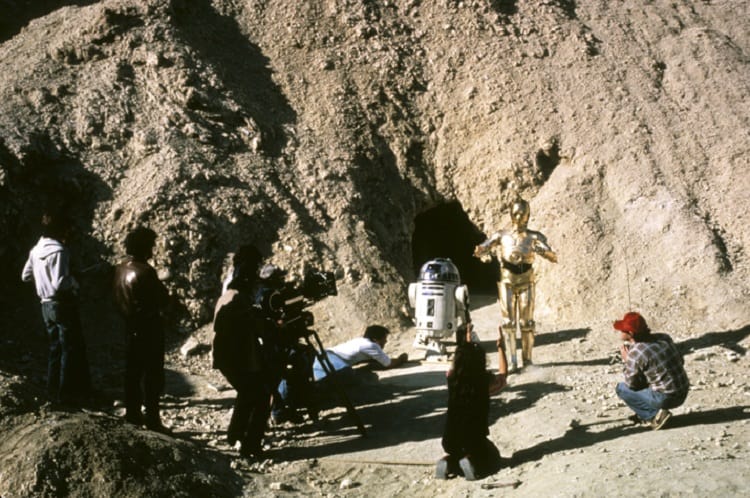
[272,344,316,418]
[125,319,165,423]
[41,300,91,403]
[443,425,494,462]
[442,385,500,475]
[220,366,271,455]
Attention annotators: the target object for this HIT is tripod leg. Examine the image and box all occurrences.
[306,332,368,437]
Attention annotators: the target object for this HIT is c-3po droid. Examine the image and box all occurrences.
[408,258,477,359]
[474,197,557,372]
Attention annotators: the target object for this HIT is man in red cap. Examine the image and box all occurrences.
[614,311,689,430]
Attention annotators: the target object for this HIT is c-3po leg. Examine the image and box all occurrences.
[519,282,536,365]
[498,280,518,372]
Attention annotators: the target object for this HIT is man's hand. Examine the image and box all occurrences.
[391,352,408,368]
[620,343,629,362]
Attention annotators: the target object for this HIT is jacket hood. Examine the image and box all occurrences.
[32,237,65,260]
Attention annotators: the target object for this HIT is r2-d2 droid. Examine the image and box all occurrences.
[408,258,473,357]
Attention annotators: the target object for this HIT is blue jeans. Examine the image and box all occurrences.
[274,351,353,416]
[615,382,687,421]
[312,351,352,381]
[41,300,90,403]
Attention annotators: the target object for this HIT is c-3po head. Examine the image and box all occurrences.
[510,198,530,229]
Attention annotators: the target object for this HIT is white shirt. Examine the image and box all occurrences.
[329,337,392,368]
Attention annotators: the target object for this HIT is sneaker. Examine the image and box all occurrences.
[627,414,646,426]
[650,409,672,431]
[458,456,477,481]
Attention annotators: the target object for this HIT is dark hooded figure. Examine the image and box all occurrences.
[437,339,501,481]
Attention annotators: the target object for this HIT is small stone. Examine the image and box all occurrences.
[206,382,228,392]
[180,337,201,358]
[340,478,356,489]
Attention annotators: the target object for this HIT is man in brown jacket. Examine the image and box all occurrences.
[113,227,170,432]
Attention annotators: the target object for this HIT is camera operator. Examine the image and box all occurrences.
[255,264,318,425]
[212,246,277,460]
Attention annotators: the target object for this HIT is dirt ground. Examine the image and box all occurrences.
[4,293,746,497]
[229,295,749,497]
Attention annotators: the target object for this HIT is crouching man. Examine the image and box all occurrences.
[312,325,408,382]
[614,312,689,430]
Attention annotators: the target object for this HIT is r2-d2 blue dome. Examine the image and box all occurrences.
[408,258,470,355]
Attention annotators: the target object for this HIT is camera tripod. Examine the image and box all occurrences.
[299,328,367,437]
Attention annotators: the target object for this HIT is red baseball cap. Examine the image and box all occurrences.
[613,311,650,335]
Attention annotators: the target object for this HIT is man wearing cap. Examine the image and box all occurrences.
[613,311,689,430]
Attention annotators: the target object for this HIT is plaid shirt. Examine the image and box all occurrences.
[623,333,689,395]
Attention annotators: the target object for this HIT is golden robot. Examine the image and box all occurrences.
[474,198,557,371]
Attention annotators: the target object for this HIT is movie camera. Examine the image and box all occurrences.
[266,269,337,340]
[257,266,365,436]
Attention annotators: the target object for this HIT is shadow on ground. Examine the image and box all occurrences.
[269,366,567,463]
[509,405,750,467]
[678,325,749,355]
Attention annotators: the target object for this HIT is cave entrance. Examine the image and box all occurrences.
[411,201,499,294]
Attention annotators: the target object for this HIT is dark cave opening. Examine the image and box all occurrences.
[411,201,499,294]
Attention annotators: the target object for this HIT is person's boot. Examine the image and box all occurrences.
[436,455,459,479]
[436,456,450,479]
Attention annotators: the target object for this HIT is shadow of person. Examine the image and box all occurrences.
[267,368,450,462]
[678,324,749,356]
[535,328,591,347]
[509,405,750,468]
[267,367,569,464]
[509,421,645,467]
[666,405,750,429]
[496,381,569,418]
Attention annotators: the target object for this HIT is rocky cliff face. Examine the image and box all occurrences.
[1,0,748,336]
